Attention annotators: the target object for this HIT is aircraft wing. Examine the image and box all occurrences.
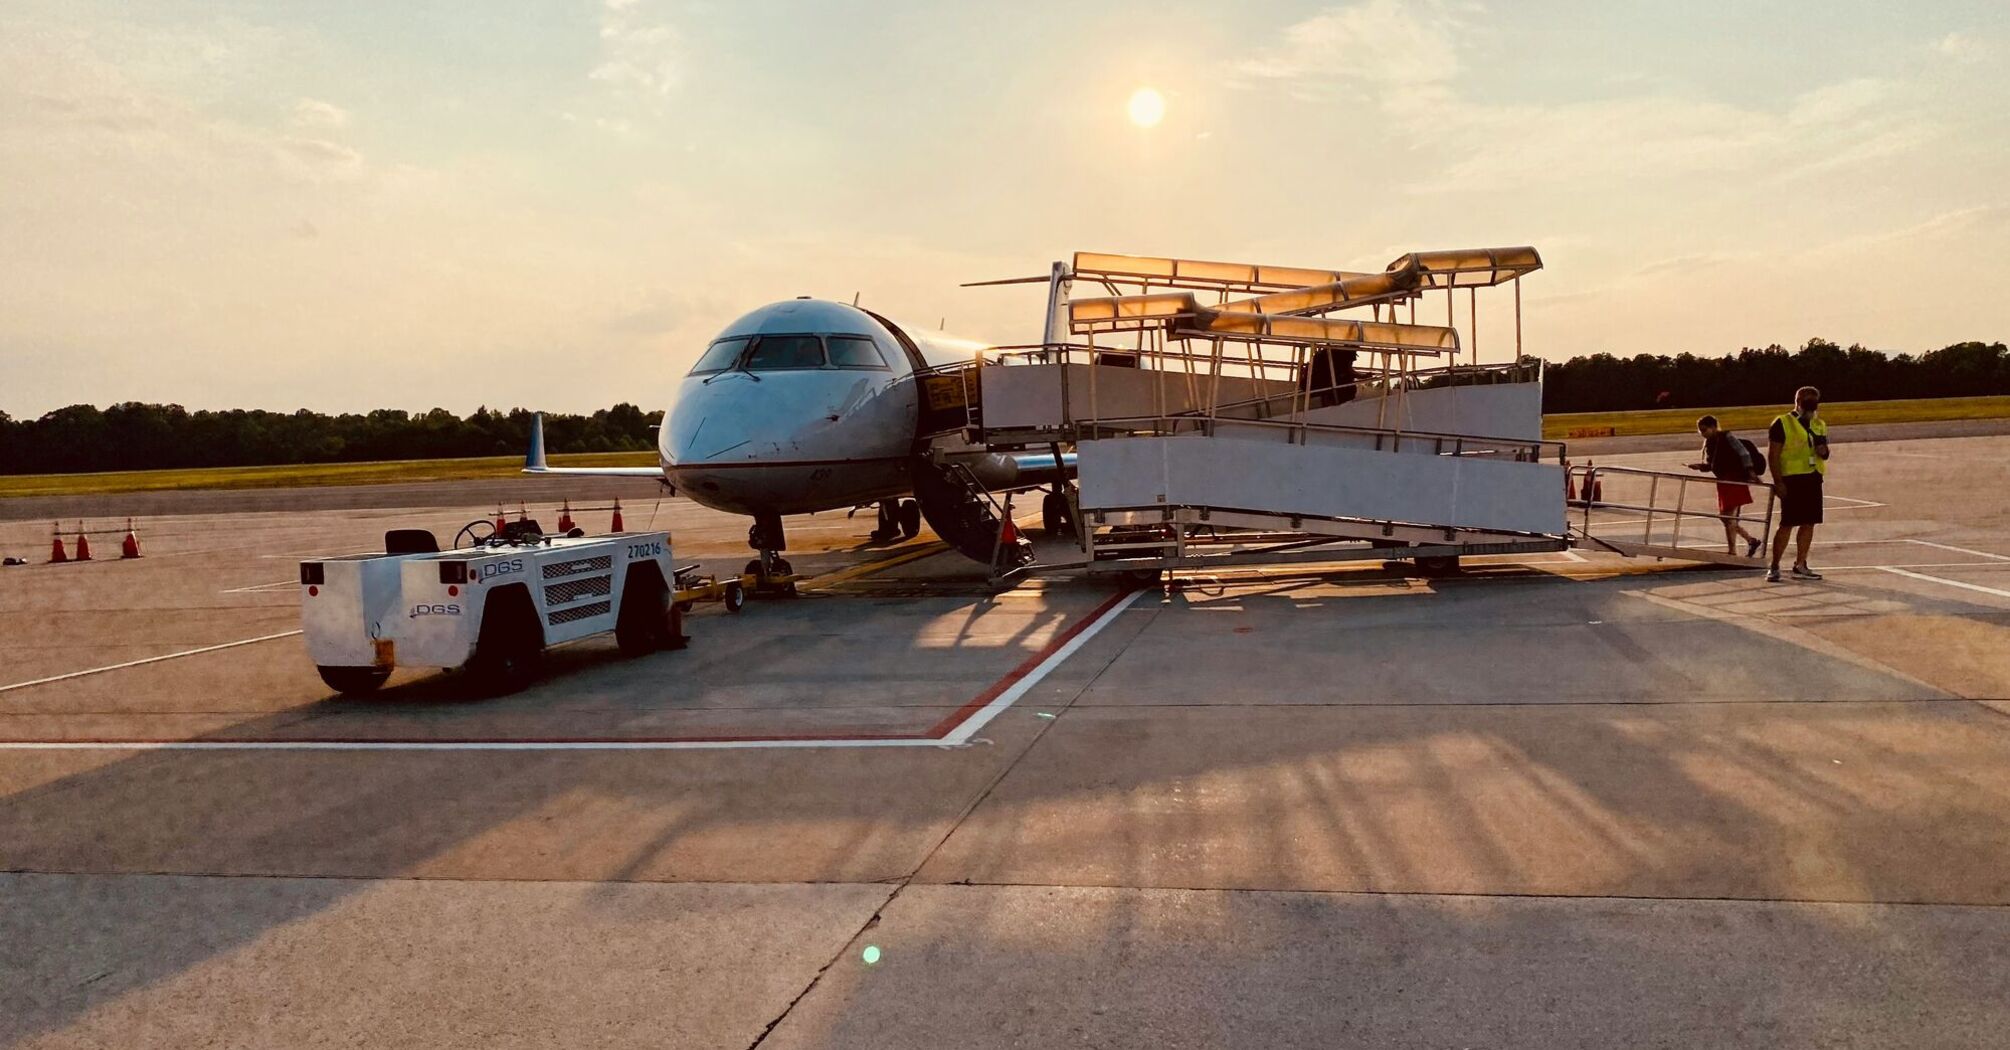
[521,412,667,479]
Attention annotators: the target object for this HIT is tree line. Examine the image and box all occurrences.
[1540,339,2010,413]
[3,338,2005,474]
[0,404,659,475]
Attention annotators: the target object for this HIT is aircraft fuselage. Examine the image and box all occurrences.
[658,298,977,517]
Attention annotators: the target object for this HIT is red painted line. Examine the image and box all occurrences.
[11,732,929,746]
[0,588,1139,748]
[919,587,1136,739]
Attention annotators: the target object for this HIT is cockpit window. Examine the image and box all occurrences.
[826,335,887,369]
[745,335,826,370]
[689,336,750,375]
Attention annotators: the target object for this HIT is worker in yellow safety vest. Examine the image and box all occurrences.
[1765,385,1830,583]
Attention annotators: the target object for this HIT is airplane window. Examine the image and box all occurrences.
[745,335,826,370]
[826,335,887,369]
[689,336,750,374]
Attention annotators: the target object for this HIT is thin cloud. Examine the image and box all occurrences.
[291,97,349,129]
[276,136,359,165]
[1229,0,1468,97]
[1934,31,1984,63]
[1230,6,1938,193]
[590,0,682,96]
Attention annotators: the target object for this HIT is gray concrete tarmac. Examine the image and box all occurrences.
[1,434,2007,1048]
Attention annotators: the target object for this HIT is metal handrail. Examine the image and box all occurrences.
[1086,412,1562,463]
[1572,464,1775,560]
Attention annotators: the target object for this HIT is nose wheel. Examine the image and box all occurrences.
[745,513,798,595]
[743,556,797,595]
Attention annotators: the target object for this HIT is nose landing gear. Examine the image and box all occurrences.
[746,512,799,596]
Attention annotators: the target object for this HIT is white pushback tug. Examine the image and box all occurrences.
[300,517,684,696]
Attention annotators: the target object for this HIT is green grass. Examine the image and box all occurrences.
[1542,394,2010,441]
[0,452,657,499]
[8,394,2006,496]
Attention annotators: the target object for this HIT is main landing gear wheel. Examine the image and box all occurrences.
[898,499,922,540]
[317,665,389,696]
[1040,490,1076,539]
[870,502,899,543]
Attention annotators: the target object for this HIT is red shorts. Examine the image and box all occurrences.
[1716,482,1753,515]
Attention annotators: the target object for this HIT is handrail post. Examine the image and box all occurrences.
[1644,475,1658,545]
[1672,474,1688,550]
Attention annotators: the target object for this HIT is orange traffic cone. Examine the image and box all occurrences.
[1564,460,1577,501]
[557,500,574,533]
[74,527,92,561]
[49,524,68,564]
[493,504,507,531]
[610,499,624,532]
[121,518,142,559]
[999,515,1018,544]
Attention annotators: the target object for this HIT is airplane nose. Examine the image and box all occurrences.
[665,374,762,466]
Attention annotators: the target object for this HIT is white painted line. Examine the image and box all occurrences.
[1877,567,2010,601]
[0,591,1148,752]
[0,737,961,752]
[220,580,298,594]
[1825,563,2010,572]
[0,631,304,695]
[1903,539,2010,562]
[939,588,1146,746]
[1825,495,1886,509]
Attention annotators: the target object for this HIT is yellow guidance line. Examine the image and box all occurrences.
[797,508,1064,592]
[799,540,951,591]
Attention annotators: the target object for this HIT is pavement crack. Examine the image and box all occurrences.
[744,884,899,1050]
[744,589,1158,1048]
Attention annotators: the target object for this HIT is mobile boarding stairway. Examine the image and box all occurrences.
[920,248,1777,580]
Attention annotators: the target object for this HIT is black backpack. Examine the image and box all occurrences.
[1737,436,1766,479]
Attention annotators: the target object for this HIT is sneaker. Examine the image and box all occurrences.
[1745,537,1762,558]
[1765,567,1782,583]
[1791,565,1823,580]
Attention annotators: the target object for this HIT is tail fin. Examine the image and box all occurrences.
[525,412,548,471]
[519,409,664,477]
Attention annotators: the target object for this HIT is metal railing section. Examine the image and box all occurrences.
[1085,413,1562,464]
[1569,465,1774,565]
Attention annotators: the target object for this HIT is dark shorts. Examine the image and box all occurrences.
[1777,472,1824,527]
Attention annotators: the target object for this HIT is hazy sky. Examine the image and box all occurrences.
[4,0,2006,415]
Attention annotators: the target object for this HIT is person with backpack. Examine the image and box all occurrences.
[1765,385,1831,582]
[1687,415,1765,557]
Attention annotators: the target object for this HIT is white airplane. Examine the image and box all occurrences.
[525,296,1070,586]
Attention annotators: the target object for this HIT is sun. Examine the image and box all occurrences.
[1127,87,1165,128]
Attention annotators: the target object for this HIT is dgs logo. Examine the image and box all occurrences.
[409,603,462,618]
[478,559,524,580]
